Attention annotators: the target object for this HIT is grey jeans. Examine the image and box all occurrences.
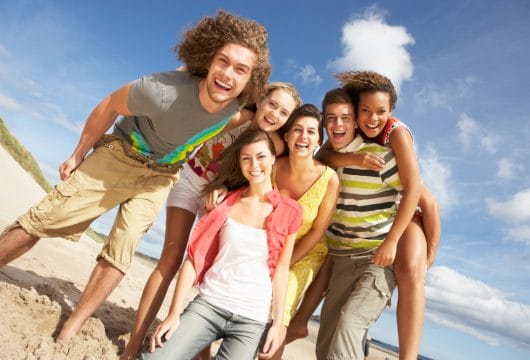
[316,255,396,360]
[140,296,268,360]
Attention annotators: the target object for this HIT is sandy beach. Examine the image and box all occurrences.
[0,144,394,359]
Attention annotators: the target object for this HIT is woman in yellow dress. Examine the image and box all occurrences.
[270,104,339,359]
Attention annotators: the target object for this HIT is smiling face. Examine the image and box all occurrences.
[239,139,275,185]
[201,43,256,112]
[356,91,393,139]
[284,116,321,158]
[324,102,356,150]
[254,88,298,132]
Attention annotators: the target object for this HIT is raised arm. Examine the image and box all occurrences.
[315,140,385,170]
[290,172,339,266]
[222,108,254,132]
[418,185,441,268]
[259,232,296,359]
[148,257,197,352]
[59,83,132,180]
[373,127,422,266]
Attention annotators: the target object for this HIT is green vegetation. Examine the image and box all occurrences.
[0,117,108,243]
[0,118,53,193]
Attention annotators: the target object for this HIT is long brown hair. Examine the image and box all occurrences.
[203,128,276,193]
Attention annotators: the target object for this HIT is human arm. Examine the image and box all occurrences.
[290,172,339,266]
[148,257,197,352]
[269,131,286,156]
[373,127,422,266]
[418,185,441,269]
[259,232,297,359]
[222,108,255,132]
[315,140,385,170]
[59,83,132,180]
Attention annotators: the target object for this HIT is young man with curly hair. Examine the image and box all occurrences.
[0,10,271,342]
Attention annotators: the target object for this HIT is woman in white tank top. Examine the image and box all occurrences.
[140,129,302,360]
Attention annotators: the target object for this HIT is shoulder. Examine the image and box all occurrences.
[385,118,414,145]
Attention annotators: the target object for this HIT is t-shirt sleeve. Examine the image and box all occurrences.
[127,73,165,120]
[287,201,303,234]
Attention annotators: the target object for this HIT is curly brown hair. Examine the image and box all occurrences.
[334,71,397,112]
[203,128,276,194]
[175,10,271,105]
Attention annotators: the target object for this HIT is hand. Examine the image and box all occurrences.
[372,240,397,266]
[258,324,285,359]
[59,154,84,180]
[204,186,227,211]
[353,152,385,171]
[148,317,180,353]
[426,251,436,270]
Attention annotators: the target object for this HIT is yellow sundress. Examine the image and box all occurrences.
[282,166,336,326]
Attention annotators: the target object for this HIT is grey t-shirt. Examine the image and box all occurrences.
[112,71,239,165]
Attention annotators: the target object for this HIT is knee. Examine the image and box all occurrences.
[395,259,425,286]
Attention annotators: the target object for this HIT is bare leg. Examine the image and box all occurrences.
[394,215,427,360]
[285,256,332,344]
[119,207,195,359]
[0,227,40,267]
[57,259,124,341]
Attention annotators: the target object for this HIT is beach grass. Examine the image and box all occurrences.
[0,117,108,244]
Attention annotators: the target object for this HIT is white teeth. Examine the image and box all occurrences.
[215,79,231,90]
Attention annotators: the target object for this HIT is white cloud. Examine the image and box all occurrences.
[413,77,477,112]
[328,5,415,92]
[457,113,479,148]
[0,92,23,111]
[506,226,530,245]
[418,145,454,214]
[497,158,515,180]
[457,112,500,153]
[294,64,323,85]
[487,189,530,224]
[413,84,452,111]
[426,266,530,349]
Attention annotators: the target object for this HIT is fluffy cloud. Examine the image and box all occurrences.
[426,266,530,349]
[418,145,454,214]
[487,189,530,224]
[497,158,516,181]
[295,64,323,85]
[328,6,415,92]
[457,113,500,153]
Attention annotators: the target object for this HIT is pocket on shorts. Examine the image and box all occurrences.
[35,181,79,216]
[373,276,393,307]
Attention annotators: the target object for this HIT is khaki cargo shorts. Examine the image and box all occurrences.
[13,137,179,273]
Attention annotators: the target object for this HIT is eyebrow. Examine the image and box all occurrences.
[217,52,253,71]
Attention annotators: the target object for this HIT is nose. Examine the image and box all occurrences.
[251,157,259,167]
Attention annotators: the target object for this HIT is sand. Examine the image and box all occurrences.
[0,145,393,359]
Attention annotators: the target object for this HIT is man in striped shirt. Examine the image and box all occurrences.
[316,88,402,360]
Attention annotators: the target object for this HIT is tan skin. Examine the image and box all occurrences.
[205,115,340,360]
[146,140,296,359]
[266,116,339,360]
[0,42,257,344]
[120,88,298,360]
[290,99,441,360]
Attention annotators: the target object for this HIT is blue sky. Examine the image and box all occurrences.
[1,0,529,358]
